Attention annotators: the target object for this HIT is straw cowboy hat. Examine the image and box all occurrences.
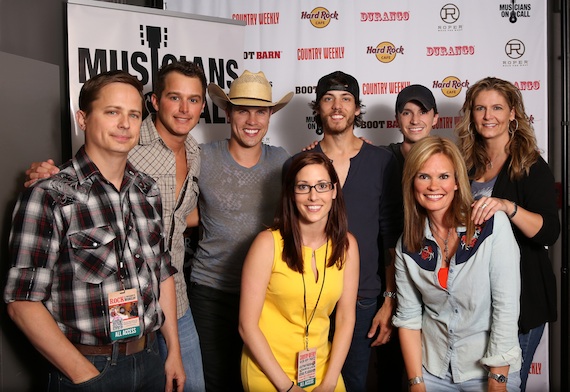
[207,70,293,113]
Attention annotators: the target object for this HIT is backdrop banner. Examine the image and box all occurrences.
[165,1,549,391]
[66,0,245,153]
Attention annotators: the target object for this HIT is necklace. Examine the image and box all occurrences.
[430,223,452,263]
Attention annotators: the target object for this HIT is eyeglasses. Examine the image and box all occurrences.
[294,182,335,194]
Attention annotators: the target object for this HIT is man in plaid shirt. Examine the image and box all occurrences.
[4,70,184,391]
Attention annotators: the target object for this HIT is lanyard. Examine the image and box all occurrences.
[301,244,328,350]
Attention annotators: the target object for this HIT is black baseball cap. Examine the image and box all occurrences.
[316,71,360,103]
[395,84,437,114]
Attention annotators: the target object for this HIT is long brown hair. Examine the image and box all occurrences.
[402,136,475,252]
[455,77,540,181]
[275,152,349,272]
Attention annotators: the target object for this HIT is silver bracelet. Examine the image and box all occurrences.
[508,201,518,219]
[408,376,424,386]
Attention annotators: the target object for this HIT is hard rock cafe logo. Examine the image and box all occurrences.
[301,7,339,28]
[367,41,404,63]
[433,76,469,98]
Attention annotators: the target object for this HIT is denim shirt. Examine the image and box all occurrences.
[393,212,522,382]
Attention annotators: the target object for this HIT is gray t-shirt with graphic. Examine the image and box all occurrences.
[190,139,289,293]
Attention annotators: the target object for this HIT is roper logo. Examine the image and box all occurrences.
[433,76,469,98]
[505,39,525,59]
[367,42,404,63]
[440,3,460,24]
[301,7,339,28]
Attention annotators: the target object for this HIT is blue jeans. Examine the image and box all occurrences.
[342,297,377,392]
[157,308,205,392]
[189,283,243,392]
[423,367,521,392]
[48,336,164,391]
[518,324,545,392]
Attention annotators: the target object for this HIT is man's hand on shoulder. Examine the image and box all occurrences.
[24,159,60,187]
[302,140,320,151]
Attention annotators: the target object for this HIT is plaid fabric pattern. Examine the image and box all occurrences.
[4,147,175,345]
[128,115,200,319]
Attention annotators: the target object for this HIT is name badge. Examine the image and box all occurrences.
[297,347,317,388]
[108,288,141,341]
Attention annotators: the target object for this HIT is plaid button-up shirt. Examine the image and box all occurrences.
[128,115,200,319]
[4,147,176,345]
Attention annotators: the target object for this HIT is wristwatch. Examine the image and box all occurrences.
[383,291,397,299]
[488,371,508,383]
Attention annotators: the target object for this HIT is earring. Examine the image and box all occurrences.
[509,119,518,135]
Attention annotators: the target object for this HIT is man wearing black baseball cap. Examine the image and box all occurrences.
[373,85,439,391]
[386,84,439,175]
[306,70,403,392]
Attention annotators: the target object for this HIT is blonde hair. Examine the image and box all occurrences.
[402,136,475,252]
[455,77,540,181]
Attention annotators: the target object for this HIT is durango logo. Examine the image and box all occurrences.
[301,7,339,28]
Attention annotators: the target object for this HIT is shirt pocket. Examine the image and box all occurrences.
[68,226,118,284]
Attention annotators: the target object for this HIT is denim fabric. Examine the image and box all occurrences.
[189,283,243,392]
[518,324,545,392]
[48,337,165,392]
[342,297,377,392]
[423,367,521,392]
[157,308,205,392]
[393,214,522,382]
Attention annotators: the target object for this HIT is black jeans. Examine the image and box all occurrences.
[189,283,243,392]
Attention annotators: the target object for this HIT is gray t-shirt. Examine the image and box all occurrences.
[471,175,497,200]
[190,139,289,293]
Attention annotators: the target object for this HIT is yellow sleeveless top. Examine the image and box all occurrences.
[241,229,346,391]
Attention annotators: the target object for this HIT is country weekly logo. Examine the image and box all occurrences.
[367,42,405,63]
[438,3,462,32]
[77,24,239,122]
[301,7,339,28]
[499,1,531,23]
[231,11,280,25]
[503,39,528,67]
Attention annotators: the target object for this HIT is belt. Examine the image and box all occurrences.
[73,331,156,356]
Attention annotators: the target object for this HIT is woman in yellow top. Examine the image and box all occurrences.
[239,152,359,392]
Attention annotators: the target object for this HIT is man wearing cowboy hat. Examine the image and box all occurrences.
[188,70,293,392]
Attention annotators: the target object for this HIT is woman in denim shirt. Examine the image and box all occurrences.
[393,136,522,392]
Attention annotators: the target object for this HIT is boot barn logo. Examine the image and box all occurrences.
[438,3,462,32]
[367,42,405,63]
[499,1,531,23]
[301,7,339,28]
[76,24,240,122]
[434,76,469,98]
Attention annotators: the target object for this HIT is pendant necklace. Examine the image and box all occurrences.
[430,223,452,263]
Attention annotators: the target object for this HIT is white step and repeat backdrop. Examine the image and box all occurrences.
[67,0,550,390]
[67,0,245,152]
[165,1,549,391]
